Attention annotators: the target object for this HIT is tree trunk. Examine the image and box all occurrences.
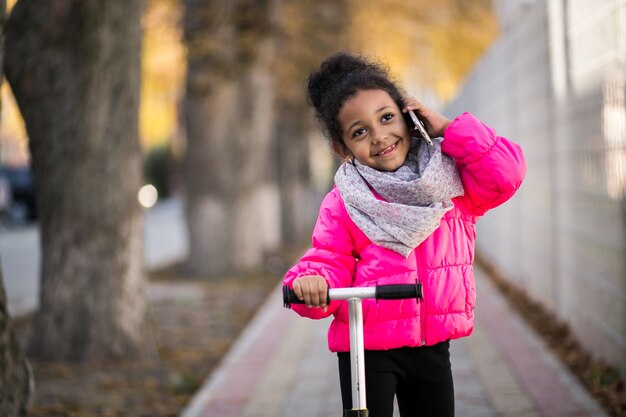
[183,0,280,276]
[0,264,33,417]
[275,102,316,245]
[273,0,348,245]
[0,2,34,413]
[4,0,155,362]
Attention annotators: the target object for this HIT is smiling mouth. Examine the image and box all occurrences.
[375,140,400,157]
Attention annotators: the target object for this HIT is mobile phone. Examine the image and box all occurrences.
[405,110,434,146]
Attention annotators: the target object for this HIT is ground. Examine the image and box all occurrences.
[12,259,626,417]
[15,264,279,417]
[477,257,625,417]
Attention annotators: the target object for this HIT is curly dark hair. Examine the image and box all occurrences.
[307,52,407,146]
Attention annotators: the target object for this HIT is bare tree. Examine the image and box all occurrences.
[4,0,155,362]
[182,0,280,275]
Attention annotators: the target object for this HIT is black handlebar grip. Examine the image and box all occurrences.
[282,286,304,308]
[282,285,332,309]
[283,284,421,308]
[375,284,421,300]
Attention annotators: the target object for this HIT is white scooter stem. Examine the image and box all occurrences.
[282,284,421,417]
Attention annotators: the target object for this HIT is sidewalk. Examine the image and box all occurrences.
[179,266,609,417]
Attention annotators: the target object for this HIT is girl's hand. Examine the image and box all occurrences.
[292,275,328,312]
[402,97,452,138]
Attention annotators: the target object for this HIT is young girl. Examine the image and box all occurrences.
[283,52,526,417]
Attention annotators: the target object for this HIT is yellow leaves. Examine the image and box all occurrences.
[3,0,498,156]
[346,0,431,83]
[0,83,29,166]
[136,0,500,152]
[273,0,349,104]
[7,0,17,12]
[140,0,186,151]
[427,5,499,100]
[344,0,498,101]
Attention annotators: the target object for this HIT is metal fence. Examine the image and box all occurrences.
[445,0,626,377]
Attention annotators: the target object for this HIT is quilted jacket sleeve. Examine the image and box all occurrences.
[283,190,357,319]
[442,112,526,217]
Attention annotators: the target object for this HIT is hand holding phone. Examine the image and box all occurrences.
[406,109,434,146]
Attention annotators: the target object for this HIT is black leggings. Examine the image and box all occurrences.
[337,342,454,417]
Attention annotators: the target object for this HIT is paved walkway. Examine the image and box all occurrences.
[179,266,609,417]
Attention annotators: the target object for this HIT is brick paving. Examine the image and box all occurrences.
[179,266,609,417]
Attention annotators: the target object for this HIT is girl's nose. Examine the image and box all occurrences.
[374,131,387,143]
[372,129,387,144]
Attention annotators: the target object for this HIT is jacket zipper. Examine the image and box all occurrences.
[419,280,426,346]
[415,250,427,346]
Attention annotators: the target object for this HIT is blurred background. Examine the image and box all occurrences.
[0,0,624,415]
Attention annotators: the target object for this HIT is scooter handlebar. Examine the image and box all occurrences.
[282,285,329,308]
[375,284,421,300]
[282,284,421,309]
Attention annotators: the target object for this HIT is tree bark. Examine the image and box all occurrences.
[0,1,34,414]
[275,102,316,245]
[183,0,280,276]
[0,264,33,417]
[4,0,155,362]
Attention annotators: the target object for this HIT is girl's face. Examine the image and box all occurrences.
[336,89,411,172]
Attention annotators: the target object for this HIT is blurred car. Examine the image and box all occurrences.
[0,166,37,223]
[0,175,10,213]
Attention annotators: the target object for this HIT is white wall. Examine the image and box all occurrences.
[446,0,626,377]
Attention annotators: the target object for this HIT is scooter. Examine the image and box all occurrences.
[283,283,420,417]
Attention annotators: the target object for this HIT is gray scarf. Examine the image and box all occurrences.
[334,138,464,257]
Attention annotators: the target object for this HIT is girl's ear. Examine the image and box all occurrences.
[332,141,352,161]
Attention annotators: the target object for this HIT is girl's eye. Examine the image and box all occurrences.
[352,127,367,139]
[381,113,394,122]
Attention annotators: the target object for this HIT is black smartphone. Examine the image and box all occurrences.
[404,110,433,146]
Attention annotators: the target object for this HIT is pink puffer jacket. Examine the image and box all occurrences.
[284,112,526,352]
